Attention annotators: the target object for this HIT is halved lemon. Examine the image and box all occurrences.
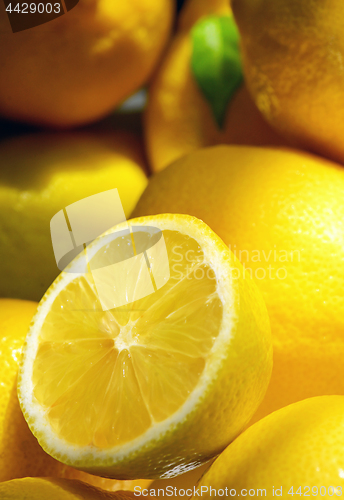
[18,214,272,479]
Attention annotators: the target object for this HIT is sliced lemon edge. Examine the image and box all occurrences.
[18,214,237,468]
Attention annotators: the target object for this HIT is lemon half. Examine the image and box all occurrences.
[18,214,271,479]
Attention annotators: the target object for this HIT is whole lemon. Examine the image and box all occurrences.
[194,396,344,499]
[0,299,151,492]
[145,0,285,172]
[133,145,344,421]
[0,131,147,301]
[0,478,143,499]
[0,0,173,127]
[232,0,344,165]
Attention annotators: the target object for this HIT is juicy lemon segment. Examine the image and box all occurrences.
[18,214,272,479]
[31,229,222,449]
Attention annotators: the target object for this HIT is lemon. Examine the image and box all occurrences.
[0,0,174,127]
[194,396,344,499]
[145,0,284,172]
[133,146,344,422]
[232,0,344,165]
[0,299,151,491]
[18,214,272,479]
[0,131,147,302]
[0,477,140,500]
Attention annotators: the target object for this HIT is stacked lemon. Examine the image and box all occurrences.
[133,146,344,422]
[0,131,148,301]
[194,396,344,499]
[0,0,174,127]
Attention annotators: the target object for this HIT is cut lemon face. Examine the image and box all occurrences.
[18,214,272,479]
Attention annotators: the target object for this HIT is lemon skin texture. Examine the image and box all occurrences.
[0,132,148,301]
[0,0,174,127]
[232,0,344,165]
[195,396,344,499]
[133,145,344,421]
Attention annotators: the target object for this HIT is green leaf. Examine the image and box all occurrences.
[191,16,243,129]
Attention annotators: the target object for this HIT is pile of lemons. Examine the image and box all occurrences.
[1,0,344,498]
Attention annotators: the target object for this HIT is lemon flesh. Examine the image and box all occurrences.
[32,229,222,448]
[18,214,272,479]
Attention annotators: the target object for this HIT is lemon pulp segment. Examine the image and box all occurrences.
[31,230,223,449]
